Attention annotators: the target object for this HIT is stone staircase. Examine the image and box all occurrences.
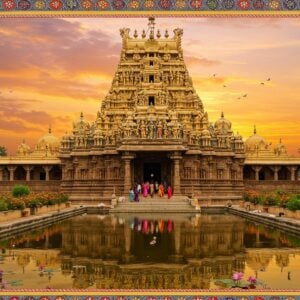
[111,194,196,213]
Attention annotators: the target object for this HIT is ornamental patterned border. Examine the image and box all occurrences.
[1,290,300,299]
[0,0,300,12]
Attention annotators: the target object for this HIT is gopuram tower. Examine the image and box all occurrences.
[59,18,245,204]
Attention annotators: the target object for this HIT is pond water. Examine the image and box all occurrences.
[0,212,300,290]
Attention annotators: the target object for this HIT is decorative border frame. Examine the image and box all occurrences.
[0,4,300,299]
[0,0,300,13]
[1,289,300,298]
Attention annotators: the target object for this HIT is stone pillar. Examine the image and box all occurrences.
[25,166,33,181]
[253,166,262,181]
[44,166,52,181]
[170,152,182,195]
[8,166,16,181]
[273,166,280,181]
[289,166,296,181]
[0,168,3,181]
[122,153,135,194]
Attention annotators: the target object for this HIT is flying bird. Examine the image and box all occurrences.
[260,82,265,85]
[243,94,247,98]
[212,73,217,77]
[266,78,271,81]
[223,85,227,88]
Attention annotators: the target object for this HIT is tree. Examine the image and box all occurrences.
[0,146,7,156]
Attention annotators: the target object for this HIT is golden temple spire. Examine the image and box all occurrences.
[148,17,155,40]
[254,125,257,135]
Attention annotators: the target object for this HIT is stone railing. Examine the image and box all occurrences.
[241,201,300,220]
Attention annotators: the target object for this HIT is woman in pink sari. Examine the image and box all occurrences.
[142,182,148,197]
[167,185,173,199]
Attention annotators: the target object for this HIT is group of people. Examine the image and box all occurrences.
[129,181,173,202]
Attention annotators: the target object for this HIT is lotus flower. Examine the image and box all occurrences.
[247,276,257,285]
[232,272,243,281]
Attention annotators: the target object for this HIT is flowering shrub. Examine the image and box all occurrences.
[244,189,300,211]
[0,191,68,211]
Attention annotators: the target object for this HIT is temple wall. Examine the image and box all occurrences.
[244,180,300,193]
[0,180,61,192]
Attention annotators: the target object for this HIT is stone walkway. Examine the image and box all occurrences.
[0,205,85,239]
[229,205,300,234]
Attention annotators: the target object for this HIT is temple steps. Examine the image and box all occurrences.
[111,195,196,213]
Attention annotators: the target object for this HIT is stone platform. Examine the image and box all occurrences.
[111,194,196,213]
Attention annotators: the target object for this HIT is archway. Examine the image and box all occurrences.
[259,166,274,181]
[278,166,290,180]
[243,165,255,180]
[14,166,26,180]
[50,165,62,180]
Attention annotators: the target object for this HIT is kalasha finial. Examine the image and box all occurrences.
[134,29,138,38]
[221,111,224,118]
[165,30,169,38]
[254,125,256,135]
[48,126,52,134]
[80,112,83,119]
[142,29,146,38]
[148,17,155,39]
[157,30,161,38]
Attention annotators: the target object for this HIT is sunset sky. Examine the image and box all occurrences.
[0,17,299,155]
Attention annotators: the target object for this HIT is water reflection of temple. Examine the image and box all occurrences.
[60,214,246,289]
[6,214,300,289]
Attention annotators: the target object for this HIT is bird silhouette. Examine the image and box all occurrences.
[243,94,247,98]
[223,85,227,88]
[266,78,271,81]
[237,97,241,100]
[212,73,217,77]
[260,82,265,85]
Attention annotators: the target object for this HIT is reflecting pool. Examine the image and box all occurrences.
[0,213,300,289]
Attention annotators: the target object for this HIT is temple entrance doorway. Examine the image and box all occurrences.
[144,163,161,182]
[134,152,172,186]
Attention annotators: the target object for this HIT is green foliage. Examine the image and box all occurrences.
[244,190,261,205]
[12,185,30,197]
[27,199,42,208]
[261,193,280,206]
[286,195,300,211]
[0,146,7,156]
[0,199,8,211]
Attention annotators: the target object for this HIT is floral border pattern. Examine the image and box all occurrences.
[1,291,300,299]
[0,0,300,11]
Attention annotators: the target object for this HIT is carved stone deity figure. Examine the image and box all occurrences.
[139,120,147,138]
[157,120,163,138]
[163,122,169,139]
[148,121,155,139]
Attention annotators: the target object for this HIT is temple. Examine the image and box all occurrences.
[0,18,299,203]
[58,18,245,203]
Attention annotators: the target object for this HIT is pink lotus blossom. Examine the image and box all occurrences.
[232,272,243,281]
[247,276,257,284]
